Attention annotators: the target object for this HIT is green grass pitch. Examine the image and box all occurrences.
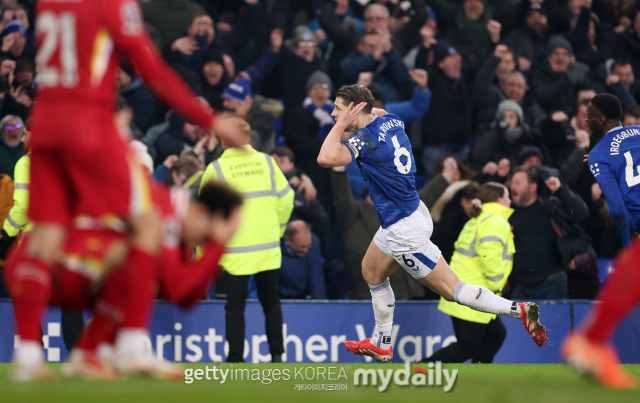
[1,363,639,403]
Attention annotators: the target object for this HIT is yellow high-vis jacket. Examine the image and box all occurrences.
[2,154,32,238]
[439,202,515,324]
[199,145,294,275]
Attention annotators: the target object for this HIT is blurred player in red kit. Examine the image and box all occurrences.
[5,180,242,380]
[7,0,241,380]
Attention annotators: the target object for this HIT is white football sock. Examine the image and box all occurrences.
[14,341,44,368]
[115,328,150,358]
[369,278,394,349]
[454,283,521,318]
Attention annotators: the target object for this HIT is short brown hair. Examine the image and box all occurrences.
[171,154,200,177]
[515,166,539,185]
[335,84,374,114]
[270,147,295,163]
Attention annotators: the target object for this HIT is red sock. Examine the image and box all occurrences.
[584,243,640,344]
[5,250,51,342]
[121,247,157,329]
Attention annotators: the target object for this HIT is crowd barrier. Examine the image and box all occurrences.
[0,299,638,364]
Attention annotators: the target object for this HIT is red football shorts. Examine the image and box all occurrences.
[28,103,152,226]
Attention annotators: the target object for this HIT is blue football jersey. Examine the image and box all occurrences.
[589,125,640,234]
[342,113,420,228]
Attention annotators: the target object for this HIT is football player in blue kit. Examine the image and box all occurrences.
[562,94,640,389]
[317,84,548,362]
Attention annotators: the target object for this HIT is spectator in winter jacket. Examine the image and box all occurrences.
[118,64,156,133]
[0,18,33,63]
[308,0,364,57]
[565,6,616,78]
[615,10,640,76]
[169,154,203,194]
[509,166,588,299]
[154,112,204,166]
[282,71,336,198]
[360,0,429,57]
[200,49,232,112]
[142,0,207,48]
[426,0,503,74]
[503,3,550,72]
[606,58,640,109]
[314,0,364,82]
[263,26,326,108]
[530,36,589,115]
[471,100,549,170]
[278,220,326,300]
[421,40,472,177]
[339,30,411,103]
[473,46,547,134]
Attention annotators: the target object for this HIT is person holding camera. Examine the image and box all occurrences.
[509,166,589,299]
[471,100,549,172]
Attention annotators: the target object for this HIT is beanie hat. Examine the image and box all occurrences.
[223,78,253,103]
[306,70,333,93]
[496,99,524,122]
[517,146,543,165]
[293,26,317,46]
[431,39,457,66]
[547,35,573,56]
[526,3,547,17]
[1,17,25,40]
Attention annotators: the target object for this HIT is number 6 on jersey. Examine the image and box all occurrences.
[391,135,412,174]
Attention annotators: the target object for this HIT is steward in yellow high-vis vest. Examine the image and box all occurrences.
[439,201,515,324]
[199,117,293,363]
[1,153,32,263]
[200,144,294,274]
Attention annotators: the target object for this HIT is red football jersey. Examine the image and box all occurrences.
[34,0,213,127]
[60,183,224,306]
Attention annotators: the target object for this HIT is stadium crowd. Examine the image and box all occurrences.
[1,0,639,302]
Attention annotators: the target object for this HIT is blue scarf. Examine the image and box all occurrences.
[303,97,335,138]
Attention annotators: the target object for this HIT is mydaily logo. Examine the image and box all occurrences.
[354,361,458,392]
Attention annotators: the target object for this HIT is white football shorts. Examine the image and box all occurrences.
[373,201,442,279]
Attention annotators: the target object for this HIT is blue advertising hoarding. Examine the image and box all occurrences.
[0,300,637,364]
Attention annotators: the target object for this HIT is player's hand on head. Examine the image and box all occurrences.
[545,176,561,193]
[336,102,366,128]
